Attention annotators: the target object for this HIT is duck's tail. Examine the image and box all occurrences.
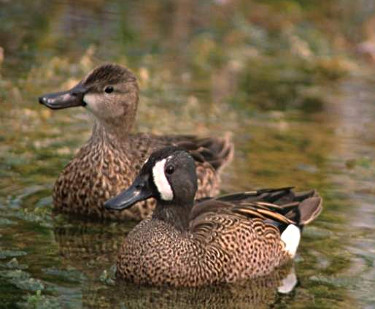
[283,190,323,227]
[217,187,323,258]
[279,189,322,257]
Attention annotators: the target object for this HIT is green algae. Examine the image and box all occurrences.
[0,249,28,260]
[0,269,44,292]
[1,258,29,270]
[20,290,61,309]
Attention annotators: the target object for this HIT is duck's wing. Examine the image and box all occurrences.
[190,188,322,234]
[154,133,234,172]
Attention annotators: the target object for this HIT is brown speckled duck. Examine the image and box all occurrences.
[105,146,323,287]
[38,64,233,220]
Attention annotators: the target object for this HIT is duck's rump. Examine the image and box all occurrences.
[190,187,322,234]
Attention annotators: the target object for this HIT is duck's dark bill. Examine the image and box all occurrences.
[38,84,87,110]
[104,178,152,211]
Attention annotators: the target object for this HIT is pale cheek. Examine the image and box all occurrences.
[110,101,125,118]
[84,93,101,115]
[84,94,123,119]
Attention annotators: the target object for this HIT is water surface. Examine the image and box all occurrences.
[1,1,375,308]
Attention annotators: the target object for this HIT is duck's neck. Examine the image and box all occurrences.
[152,200,194,232]
[90,120,132,148]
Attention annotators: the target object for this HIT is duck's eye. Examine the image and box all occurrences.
[104,86,114,94]
[165,165,175,175]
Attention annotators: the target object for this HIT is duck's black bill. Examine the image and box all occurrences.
[104,177,152,211]
[38,84,87,110]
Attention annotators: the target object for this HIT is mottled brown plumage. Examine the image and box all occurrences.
[39,64,233,220]
[105,147,323,287]
[53,220,299,307]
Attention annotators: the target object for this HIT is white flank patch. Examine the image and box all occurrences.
[277,267,297,294]
[152,159,173,201]
[281,224,301,258]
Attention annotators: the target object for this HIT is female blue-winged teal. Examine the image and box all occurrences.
[38,64,233,220]
[105,146,322,287]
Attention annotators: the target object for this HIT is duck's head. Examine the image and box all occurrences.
[104,146,198,211]
[39,64,138,128]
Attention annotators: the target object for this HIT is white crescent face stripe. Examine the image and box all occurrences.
[152,159,173,201]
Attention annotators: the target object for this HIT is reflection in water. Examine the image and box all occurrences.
[54,218,135,275]
[109,268,297,309]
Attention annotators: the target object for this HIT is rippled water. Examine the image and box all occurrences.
[1,1,375,308]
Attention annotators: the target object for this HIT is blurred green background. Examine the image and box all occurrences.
[1,0,375,308]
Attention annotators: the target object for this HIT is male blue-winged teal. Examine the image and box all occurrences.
[38,64,233,220]
[105,146,322,287]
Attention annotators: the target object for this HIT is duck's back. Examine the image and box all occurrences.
[53,133,233,220]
